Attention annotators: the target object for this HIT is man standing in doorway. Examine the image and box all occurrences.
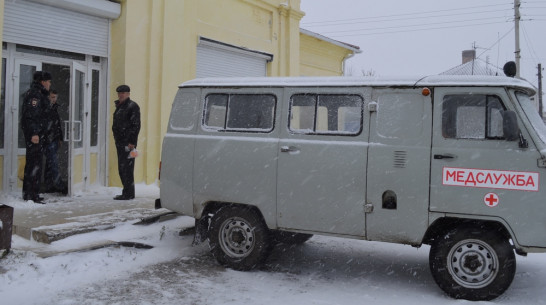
[21,71,52,204]
[112,85,140,200]
[43,89,67,195]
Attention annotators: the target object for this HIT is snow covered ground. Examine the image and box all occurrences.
[1,185,546,305]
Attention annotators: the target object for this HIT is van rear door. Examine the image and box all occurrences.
[365,88,432,244]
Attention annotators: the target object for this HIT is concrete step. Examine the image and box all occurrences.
[14,208,176,244]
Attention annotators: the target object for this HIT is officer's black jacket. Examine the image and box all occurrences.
[21,82,50,143]
[45,103,63,144]
[112,98,141,147]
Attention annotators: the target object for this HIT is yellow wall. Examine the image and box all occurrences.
[17,156,24,188]
[0,156,3,188]
[90,153,98,185]
[73,155,84,184]
[299,33,355,76]
[109,0,306,186]
[0,0,3,191]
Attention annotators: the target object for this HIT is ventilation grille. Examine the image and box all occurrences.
[393,151,408,168]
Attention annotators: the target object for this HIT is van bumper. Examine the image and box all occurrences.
[155,198,162,209]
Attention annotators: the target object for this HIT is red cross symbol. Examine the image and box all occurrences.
[484,193,499,207]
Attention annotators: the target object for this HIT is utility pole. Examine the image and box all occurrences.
[539,63,543,118]
[514,0,521,77]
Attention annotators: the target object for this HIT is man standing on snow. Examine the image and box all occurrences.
[43,89,67,195]
[21,71,52,204]
[112,84,140,200]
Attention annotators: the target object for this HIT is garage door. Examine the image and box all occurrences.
[3,0,112,57]
[196,37,272,78]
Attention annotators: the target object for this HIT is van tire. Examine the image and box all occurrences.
[429,226,515,301]
[209,205,271,271]
[271,230,313,245]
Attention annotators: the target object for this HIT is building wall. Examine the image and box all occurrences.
[109,0,306,186]
[0,0,3,46]
[0,0,5,190]
[299,32,354,76]
[0,0,353,191]
[0,0,3,190]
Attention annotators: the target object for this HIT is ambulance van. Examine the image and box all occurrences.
[157,75,545,300]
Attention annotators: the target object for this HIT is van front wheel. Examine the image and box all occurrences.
[429,227,515,301]
[209,206,271,271]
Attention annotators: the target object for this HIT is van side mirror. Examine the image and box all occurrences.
[503,111,519,141]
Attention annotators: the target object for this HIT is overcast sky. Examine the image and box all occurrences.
[300,0,545,90]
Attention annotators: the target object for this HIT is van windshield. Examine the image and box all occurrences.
[516,91,546,144]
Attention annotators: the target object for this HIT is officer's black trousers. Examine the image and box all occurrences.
[23,142,43,200]
[116,144,135,198]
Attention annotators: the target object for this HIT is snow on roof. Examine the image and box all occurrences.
[300,28,361,53]
[179,75,536,94]
[440,58,504,76]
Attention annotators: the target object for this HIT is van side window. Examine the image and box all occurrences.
[442,94,505,139]
[289,94,363,135]
[170,92,198,131]
[203,94,276,132]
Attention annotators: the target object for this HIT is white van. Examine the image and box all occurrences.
[157,75,545,301]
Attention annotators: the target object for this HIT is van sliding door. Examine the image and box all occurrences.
[277,88,370,236]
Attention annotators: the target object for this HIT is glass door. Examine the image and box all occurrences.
[11,59,41,191]
[68,62,87,195]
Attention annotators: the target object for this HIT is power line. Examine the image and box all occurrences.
[317,16,510,35]
[302,3,512,25]
[521,23,541,64]
[477,27,515,59]
[303,9,513,27]
[328,21,510,38]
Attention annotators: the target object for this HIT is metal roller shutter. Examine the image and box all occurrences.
[3,0,110,57]
[196,38,272,78]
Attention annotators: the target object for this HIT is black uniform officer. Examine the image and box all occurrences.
[21,71,52,203]
[112,84,141,200]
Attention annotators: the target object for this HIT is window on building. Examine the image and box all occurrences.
[90,70,99,147]
[289,94,363,135]
[1,58,5,149]
[203,94,276,132]
[442,94,505,139]
[18,64,36,148]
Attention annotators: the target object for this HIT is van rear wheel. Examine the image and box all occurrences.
[429,226,515,301]
[209,205,271,271]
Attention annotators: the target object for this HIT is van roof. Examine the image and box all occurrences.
[179,75,536,95]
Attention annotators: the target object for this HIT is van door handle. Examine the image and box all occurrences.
[434,154,456,160]
[281,146,299,153]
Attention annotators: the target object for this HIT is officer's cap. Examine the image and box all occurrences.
[116,85,130,93]
[33,71,52,82]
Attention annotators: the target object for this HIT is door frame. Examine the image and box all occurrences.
[68,62,88,195]
[1,43,108,194]
[7,58,42,191]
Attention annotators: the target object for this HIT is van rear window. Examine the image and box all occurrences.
[203,94,276,132]
[289,94,363,135]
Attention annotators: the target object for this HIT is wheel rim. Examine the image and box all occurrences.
[218,216,256,258]
[447,239,499,289]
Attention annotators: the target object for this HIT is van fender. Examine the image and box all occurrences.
[192,201,270,245]
[423,213,525,254]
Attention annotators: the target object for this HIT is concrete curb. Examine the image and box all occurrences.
[16,209,175,244]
